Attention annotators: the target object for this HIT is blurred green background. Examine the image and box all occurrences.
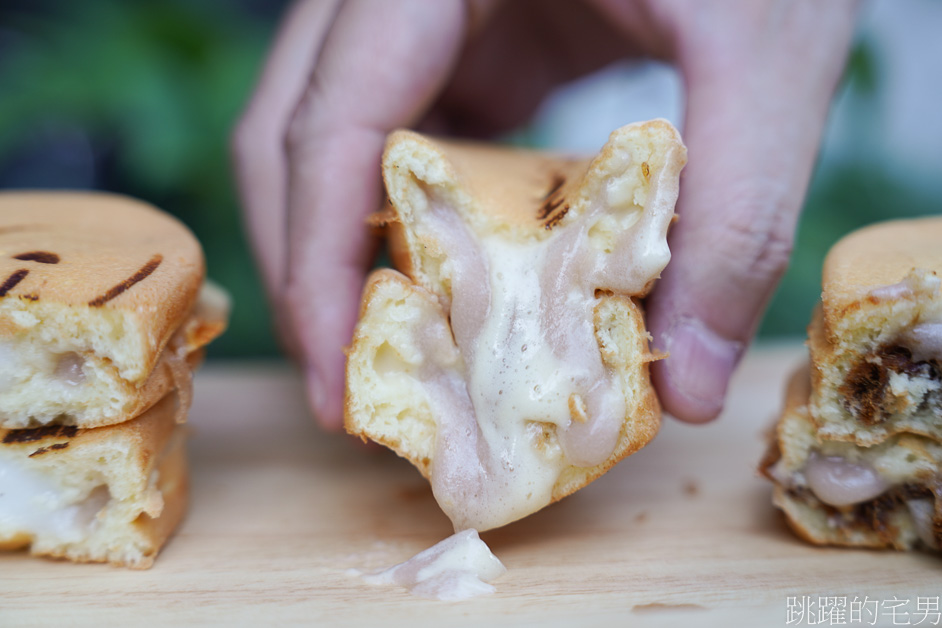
[0,0,939,359]
[0,0,283,357]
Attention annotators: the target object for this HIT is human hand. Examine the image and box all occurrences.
[232,0,859,429]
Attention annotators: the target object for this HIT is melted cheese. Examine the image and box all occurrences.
[0,460,108,542]
[803,453,890,507]
[361,529,505,601]
[409,157,671,531]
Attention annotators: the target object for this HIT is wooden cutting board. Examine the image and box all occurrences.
[1,343,938,626]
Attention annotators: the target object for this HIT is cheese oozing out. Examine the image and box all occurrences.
[361,529,506,601]
[404,155,671,532]
[0,459,110,543]
[797,453,938,548]
[802,452,890,508]
[904,322,942,363]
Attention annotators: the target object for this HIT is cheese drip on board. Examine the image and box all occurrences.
[360,529,505,601]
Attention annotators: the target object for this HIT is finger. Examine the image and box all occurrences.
[647,1,859,423]
[432,0,636,137]
[284,0,479,429]
[231,0,340,308]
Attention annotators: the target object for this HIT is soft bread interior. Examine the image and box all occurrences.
[808,217,942,445]
[346,122,685,531]
[0,391,188,568]
[809,269,942,445]
[346,270,659,492]
[0,281,229,429]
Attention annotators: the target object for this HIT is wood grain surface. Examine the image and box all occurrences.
[1,343,938,627]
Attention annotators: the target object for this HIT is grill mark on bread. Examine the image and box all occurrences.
[537,174,566,220]
[0,269,28,297]
[540,174,566,201]
[840,345,940,425]
[543,204,570,230]
[539,197,566,218]
[29,442,69,457]
[3,424,78,444]
[13,251,59,264]
[89,254,162,306]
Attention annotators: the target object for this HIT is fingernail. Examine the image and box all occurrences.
[663,318,743,414]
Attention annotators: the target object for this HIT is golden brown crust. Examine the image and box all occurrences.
[382,131,589,234]
[382,121,686,298]
[0,191,204,380]
[0,389,179,466]
[821,217,942,333]
[0,393,188,568]
[347,124,685,530]
[125,427,189,569]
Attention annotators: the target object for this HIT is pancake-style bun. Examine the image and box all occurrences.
[346,121,686,531]
[0,192,228,429]
[0,391,189,568]
[761,218,942,554]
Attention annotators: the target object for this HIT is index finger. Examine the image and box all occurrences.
[283,0,475,428]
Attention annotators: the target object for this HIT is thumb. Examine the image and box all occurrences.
[647,2,857,423]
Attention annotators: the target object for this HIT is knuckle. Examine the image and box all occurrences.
[714,184,797,283]
[726,216,793,282]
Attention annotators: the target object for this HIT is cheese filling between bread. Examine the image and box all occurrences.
[0,461,110,542]
[0,342,88,396]
[777,450,940,547]
[802,452,890,507]
[415,168,669,531]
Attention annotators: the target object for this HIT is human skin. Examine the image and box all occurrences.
[232,0,859,429]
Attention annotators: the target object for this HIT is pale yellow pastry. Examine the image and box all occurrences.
[0,391,189,568]
[346,121,686,531]
[809,217,942,445]
[763,218,942,552]
[0,192,228,429]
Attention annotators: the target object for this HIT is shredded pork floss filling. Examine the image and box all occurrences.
[401,152,672,532]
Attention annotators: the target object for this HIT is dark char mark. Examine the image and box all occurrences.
[3,424,78,444]
[13,251,60,264]
[537,174,567,220]
[540,174,566,201]
[88,254,163,306]
[0,269,28,297]
[29,442,70,457]
[544,204,570,230]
